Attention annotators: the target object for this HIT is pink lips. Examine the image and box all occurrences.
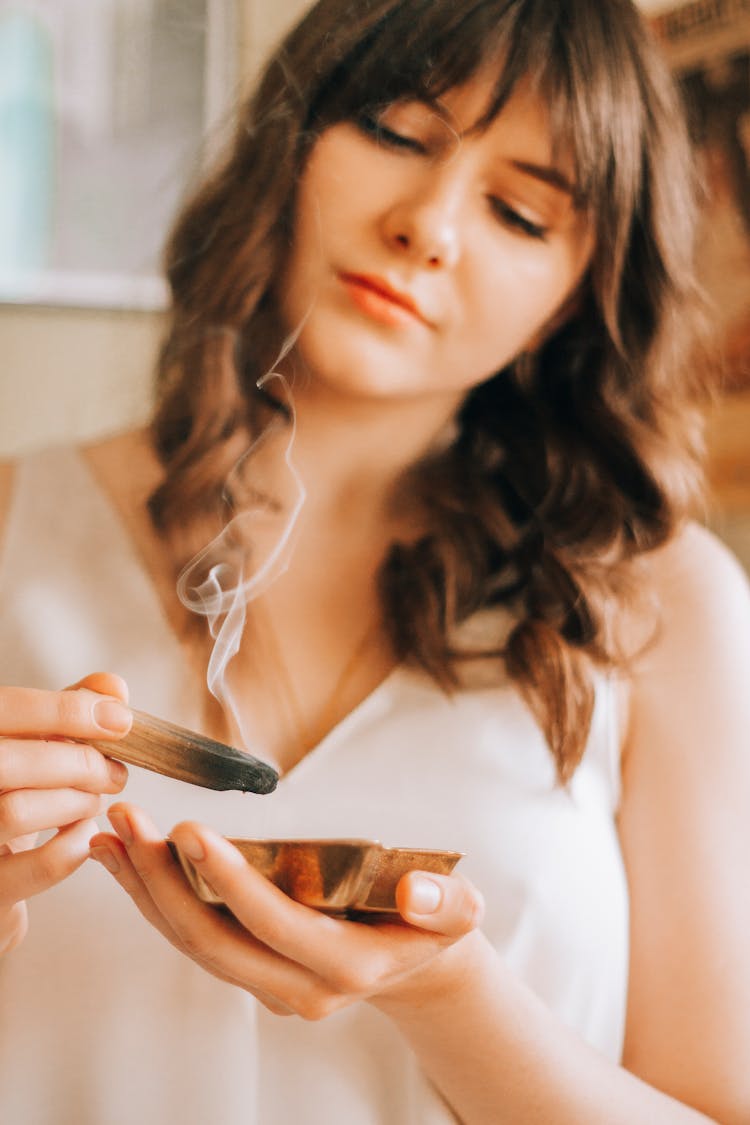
[339,272,429,327]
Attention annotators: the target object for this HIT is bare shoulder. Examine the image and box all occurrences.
[82,425,159,479]
[643,518,749,610]
[82,426,163,511]
[633,520,750,671]
[623,518,750,773]
[618,522,750,1114]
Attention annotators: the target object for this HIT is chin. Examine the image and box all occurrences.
[288,321,427,401]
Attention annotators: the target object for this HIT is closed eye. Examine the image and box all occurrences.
[490,198,549,241]
[357,113,426,154]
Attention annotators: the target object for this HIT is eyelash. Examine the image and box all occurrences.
[357,114,550,242]
[489,199,549,241]
[357,113,426,153]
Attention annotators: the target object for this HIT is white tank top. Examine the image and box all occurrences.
[0,447,629,1125]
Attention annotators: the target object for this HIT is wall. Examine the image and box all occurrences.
[0,0,310,458]
[0,0,690,457]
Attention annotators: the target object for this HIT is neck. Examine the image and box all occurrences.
[269,376,461,529]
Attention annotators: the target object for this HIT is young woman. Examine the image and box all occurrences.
[1,0,749,1121]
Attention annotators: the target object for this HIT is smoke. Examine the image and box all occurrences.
[175,334,306,754]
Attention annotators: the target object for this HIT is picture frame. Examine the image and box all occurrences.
[0,0,238,312]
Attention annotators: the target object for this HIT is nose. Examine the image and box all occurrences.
[381,171,462,270]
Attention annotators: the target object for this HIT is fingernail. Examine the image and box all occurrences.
[108,809,134,847]
[93,699,132,735]
[409,876,442,915]
[90,846,120,874]
[105,758,128,784]
[176,830,204,862]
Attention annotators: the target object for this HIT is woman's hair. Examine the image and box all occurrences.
[150,0,714,780]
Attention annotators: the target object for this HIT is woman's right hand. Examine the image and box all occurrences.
[0,672,131,955]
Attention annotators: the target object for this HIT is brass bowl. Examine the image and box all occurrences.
[169,838,463,916]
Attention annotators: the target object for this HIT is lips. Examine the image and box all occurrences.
[338,272,429,326]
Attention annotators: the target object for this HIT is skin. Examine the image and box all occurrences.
[87,527,750,1124]
[3,71,750,1122]
[0,671,129,955]
[278,74,593,409]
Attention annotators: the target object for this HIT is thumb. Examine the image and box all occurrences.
[64,672,130,704]
[396,871,484,937]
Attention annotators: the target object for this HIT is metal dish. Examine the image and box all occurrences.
[169,838,463,916]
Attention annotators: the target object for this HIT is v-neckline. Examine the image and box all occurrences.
[73,440,408,775]
[272,662,405,783]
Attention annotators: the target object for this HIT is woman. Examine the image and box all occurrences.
[1,0,749,1121]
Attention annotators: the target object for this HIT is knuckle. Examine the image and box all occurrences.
[461,887,485,932]
[296,986,341,1022]
[0,743,18,788]
[178,929,214,965]
[0,791,27,837]
[28,829,92,895]
[55,691,87,731]
[264,1001,293,1017]
[77,745,107,786]
[470,895,485,928]
[448,886,484,936]
[251,991,293,1017]
[27,845,65,892]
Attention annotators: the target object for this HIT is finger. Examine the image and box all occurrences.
[105,807,276,963]
[395,871,485,936]
[107,806,325,1003]
[0,788,106,847]
[91,832,290,1012]
[0,739,128,794]
[3,833,39,856]
[169,819,346,955]
[89,832,188,949]
[0,686,132,741]
[0,818,99,906]
[168,821,441,992]
[65,673,129,704]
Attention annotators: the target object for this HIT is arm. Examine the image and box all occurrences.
[618,523,750,1116]
[93,524,750,1122]
[378,523,750,1123]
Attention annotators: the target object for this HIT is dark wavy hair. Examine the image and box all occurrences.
[149,0,713,779]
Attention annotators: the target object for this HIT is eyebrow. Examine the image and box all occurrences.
[402,94,580,202]
[426,96,576,197]
[509,160,575,196]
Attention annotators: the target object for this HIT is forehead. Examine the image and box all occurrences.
[438,71,552,145]
[404,71,578,192]
[308,2,641,215]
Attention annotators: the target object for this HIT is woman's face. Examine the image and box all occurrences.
[278,70,594,410]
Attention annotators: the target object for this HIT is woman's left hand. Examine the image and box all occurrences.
[89,803,485,1019]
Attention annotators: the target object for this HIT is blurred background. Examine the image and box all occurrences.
[0,0,747,567]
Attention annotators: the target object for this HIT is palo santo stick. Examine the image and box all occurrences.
[91,709,278,794]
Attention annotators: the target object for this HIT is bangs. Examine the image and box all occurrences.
[304,0,648,216]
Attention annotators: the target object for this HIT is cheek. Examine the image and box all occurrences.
[304,130,418,258]
[474,247,584,345]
